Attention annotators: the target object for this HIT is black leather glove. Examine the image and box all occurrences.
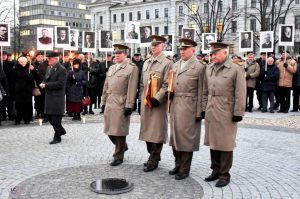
[195,117,202,122]
[150,98,160,107]
[246,74,251,80]
[201,111,205,119]
[283,63,288,68]
[232,116,243,122]
[138,102,141,115]
[124,107,132,116]
[101,105,105,113]
[165,91,174,100]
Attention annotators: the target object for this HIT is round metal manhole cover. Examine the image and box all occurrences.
[90,178,134,195]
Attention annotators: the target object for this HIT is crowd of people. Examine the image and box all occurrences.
[0,35,300,188]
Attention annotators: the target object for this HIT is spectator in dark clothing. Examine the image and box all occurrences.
[132,53,144,111]
[0,67,9,126]
[260,57,279,113]
[66,59,86,120]
[255,52,266,110]
[98,54,113,112]
[291,57,300,112]
[32,52,48,120]
[13,56,35,125]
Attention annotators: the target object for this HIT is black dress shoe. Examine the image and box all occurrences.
[143,162,148,167]
[175,172,189,180]
[49,139,61,144]
[204,174,219,182]
[143,164,158,172]
[89,110,95,115]
[110,159,123,166]
[215,179,230,187]
[169,167,179,175]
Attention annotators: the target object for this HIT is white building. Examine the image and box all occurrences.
[88,0,300,56]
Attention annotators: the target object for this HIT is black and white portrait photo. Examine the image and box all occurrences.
[202,33,216,53]
[82,31,96,53]
[64,29,79,51]
[125,21,140,43]
[182,28,195,41]
[140,26,152,46]
[55,26,70,48]
[100,30,113,50]
[239,31,253,52]
[279,24,294,46]
[162,34,173,52]
[260,31,274,52]
[0,23,10,46]
[37,27,53,51]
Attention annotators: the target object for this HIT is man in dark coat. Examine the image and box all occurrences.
[132,53,144,111]
[40,52,67,144]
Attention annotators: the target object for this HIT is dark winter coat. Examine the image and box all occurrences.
[292,61,300,87]
[0,68,9,97]
[2,60,15,94]
[12,63,35,103]
[98,60,113,95]
[260,64,280,92]
[66,69,86,102]
[44,62,67,115]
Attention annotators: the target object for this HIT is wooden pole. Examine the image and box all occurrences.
[0,46,3,71]
[105,51,108,69]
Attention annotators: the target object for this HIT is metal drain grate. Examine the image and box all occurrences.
[90,178,134,195]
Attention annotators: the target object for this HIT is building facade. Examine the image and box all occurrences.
[89,0,300,56]
[19,0,92,52]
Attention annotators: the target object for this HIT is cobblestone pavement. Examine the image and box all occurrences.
[0,110,300,198]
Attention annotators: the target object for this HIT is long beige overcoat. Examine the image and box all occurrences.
[169,56,205,151]
[202,58,246,151]
[101,61,139,136]
[139,53,173,144]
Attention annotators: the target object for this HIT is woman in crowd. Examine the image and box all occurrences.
[66,59,86,120]
[13,56,35,124]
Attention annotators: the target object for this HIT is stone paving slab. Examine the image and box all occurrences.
[0,123,300,198]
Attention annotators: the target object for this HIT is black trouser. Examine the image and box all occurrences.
[292,86,300,111]
[277,86,291,111]
[246,87,255,110]
[108,135,127,160]
[146,142,163,165]
[48,115,66,138]
[210,149,233,180]
[256,89,262,108]
[15,101,33,122]
[172,147,193,174]
[274,86,280,109]
[34,93,45,118]
[262,91,275,111]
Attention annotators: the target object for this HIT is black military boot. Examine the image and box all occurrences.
[49,132,61,144]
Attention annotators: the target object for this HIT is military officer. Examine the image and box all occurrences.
[168,38,205,180]
[101,44,139,166]
[139,35,173,172]
[202,42,246,187]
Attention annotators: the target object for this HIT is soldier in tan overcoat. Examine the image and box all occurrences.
[202,42,246,187]
[139,35,173,172]
[245,52,260,112]
[101,44,139,166]
[168,38,205,180]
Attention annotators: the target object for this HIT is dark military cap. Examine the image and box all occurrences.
[36,51,44,56]
[209,42,229,54]
[72,59,81,65]
[260,52,266,55]
[179,38,197,48]
[113,44,129,53]
[46,51,59,57]
[134,53,141,56]
[247,51,254,55]
[150,35,166,45]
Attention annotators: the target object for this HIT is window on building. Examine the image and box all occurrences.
[100,16,103,24]
[146,10,150,19]
[137,11,141,20]
[164,8,168,18]
[282,0,286,5]
[113,14,116,23]
[164,26,168,34]
[251,0,256,8]
[232,0,237,11]
[265,18,271,30]
[296,0,300,4]
[179,5,183,16]
[218,0,223,18]
[279,17,285,24]
[65,12,68,16]
[155,27,159,35]
[121,30,124,40]
[250,19,256,31]
[121,13,124,22]
[178,25,183,36]
[58,12,61,16]
[155,9,159,18]
[295,16,300,29]
[51,10,54,15]
[204,3,208,14]
[129,12,132,21]
[231,21,237,33]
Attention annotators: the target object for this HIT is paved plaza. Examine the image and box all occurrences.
[0,109,300,199]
